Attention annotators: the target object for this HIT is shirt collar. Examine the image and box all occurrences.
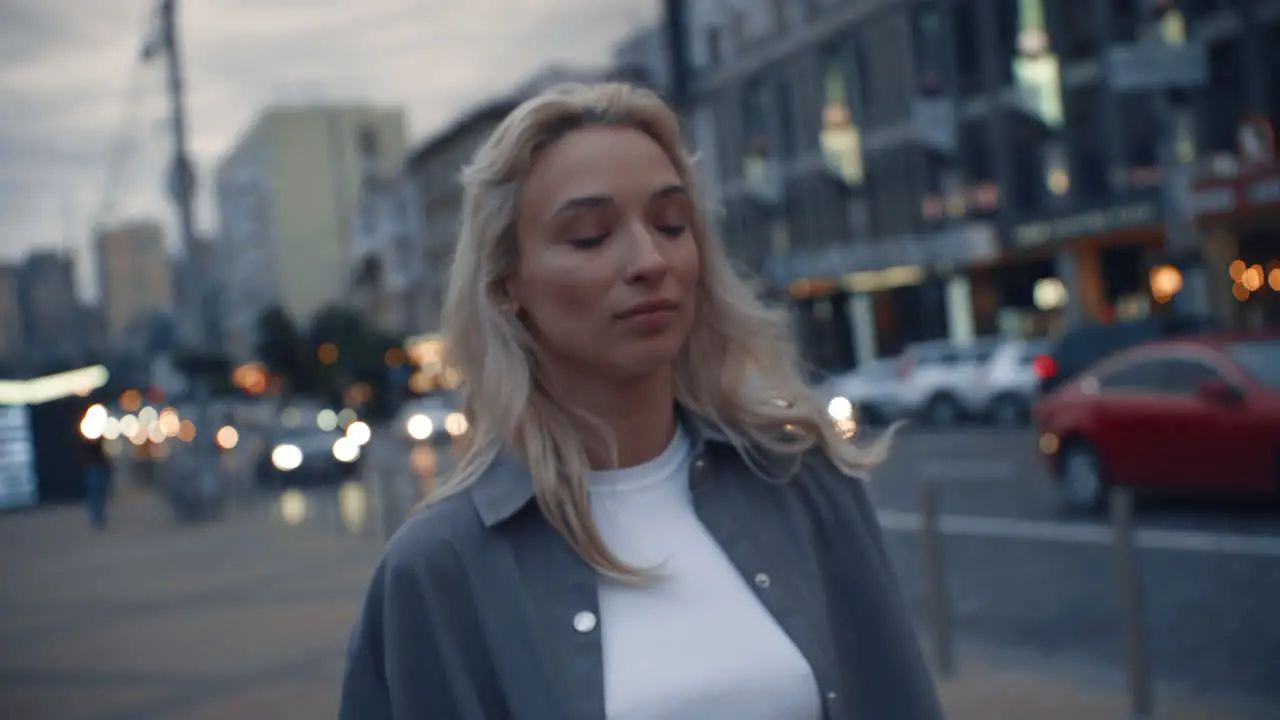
[468,406,730,528]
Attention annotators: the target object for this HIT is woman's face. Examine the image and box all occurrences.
[506,125,700,383]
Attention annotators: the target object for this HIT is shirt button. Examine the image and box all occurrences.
[754,572,771,589]
[692,457,706,473]
[573,611,597,634]
[826,691,838,701]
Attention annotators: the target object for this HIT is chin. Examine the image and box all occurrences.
[608,337,685,380]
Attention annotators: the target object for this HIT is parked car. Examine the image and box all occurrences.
[969,338,1053,427]
[823,357,904,427]
[1034,314,1221,395]
[895,337,1000,426]
[1031,331,1280,511]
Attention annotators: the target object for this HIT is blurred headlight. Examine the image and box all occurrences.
[444,412,469,437]
[346,420,372,446]
[333,436,361,463]
[827,396,854,421]
[271,443,303,471]
[406,413,434,440]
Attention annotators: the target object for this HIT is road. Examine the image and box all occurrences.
[7,471,1261,720]
[862,428,1280,710]
[246,426,1280,715]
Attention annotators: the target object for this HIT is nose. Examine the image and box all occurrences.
[622,221,669,285]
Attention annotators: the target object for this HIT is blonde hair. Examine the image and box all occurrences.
[435,82,884,576]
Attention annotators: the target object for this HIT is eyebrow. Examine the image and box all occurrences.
[550,184,689,217]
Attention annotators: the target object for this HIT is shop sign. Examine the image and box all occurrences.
[1013,200,1160,248]
[764,222,998,286]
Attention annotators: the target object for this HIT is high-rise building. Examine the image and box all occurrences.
[95,219,175,350]
[216,105,407,359]
[17,252,83,370]
[0,265,22,366]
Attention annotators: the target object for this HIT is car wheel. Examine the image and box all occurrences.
[988,394,1029,428]
[1060,441,1106,512]
[923,394,963,427]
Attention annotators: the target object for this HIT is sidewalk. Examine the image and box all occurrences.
[0,490,1263,719]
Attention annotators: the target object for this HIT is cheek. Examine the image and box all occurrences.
[524,260,613,328]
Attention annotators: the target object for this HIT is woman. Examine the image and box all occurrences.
[340,82,942,719]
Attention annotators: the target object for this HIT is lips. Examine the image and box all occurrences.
[616,298,678,320]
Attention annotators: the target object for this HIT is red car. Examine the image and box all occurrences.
[1032,331,1280,511]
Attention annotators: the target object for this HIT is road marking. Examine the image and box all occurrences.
[876,509,1280,558]
[919,460,1019,481]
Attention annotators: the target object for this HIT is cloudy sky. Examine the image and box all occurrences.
[0,0,658,297]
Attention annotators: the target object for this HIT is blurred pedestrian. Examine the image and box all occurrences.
[341,83,941,719]
[82,433,112,530]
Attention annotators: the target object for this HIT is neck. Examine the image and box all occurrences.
[545,365,677,470]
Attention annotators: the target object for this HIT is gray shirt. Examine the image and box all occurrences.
[339,411,944,720]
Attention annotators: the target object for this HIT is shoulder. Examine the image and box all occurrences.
[375,491,485,592]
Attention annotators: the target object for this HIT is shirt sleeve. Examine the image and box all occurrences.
[339,525,501,720]
[339,559,395,720]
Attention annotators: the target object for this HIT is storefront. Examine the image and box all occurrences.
[1008,191,1169,332]
[1193,117,1280,329]
[766,222,998,372]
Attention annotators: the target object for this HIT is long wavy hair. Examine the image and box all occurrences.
[434,82,885,576]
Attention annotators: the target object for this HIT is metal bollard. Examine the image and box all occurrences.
[1109,486,1154,719]
[920,483,955,677]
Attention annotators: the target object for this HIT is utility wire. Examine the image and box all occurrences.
[92,0,165,229]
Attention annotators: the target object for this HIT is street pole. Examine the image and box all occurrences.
[157,0,203,344]
[1106,0,1209,322]
[1149,7,1208,321]
[150,0,222,519]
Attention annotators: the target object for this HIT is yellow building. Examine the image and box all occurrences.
[216,105,406,359]
[94,220,174,349]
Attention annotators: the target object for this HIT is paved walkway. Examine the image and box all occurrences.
[0,489,1262,719]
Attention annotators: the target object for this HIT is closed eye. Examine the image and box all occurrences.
[568,234,608,249]
[655,224,686,237]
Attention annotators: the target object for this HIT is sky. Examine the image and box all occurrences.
[0,0,659,298]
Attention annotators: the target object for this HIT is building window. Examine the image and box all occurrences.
[706,27,722,66]
[1271,22,1280,122]
[952,0,983,98]
[912,2,947,95]
[1054,0,1100,61]
[771,0,788,31]
[1009,111,1046,215]
[1064,84,1109,203]
[961,119,994,186]
[1120,94,1160,185]
[851,32,875,111]
[730,11,747,50]
[1109,0,1139,43]
[993,0,1020,87]
[1199,40,1249,156]
[742,78,772,171]
[1011,0,1063,132]
[775,78,797,159]
[818,47,865,187]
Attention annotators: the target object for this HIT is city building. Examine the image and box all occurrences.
[0,265,22,366]
[17,251,85,371]
[94,219,175,350]
[402,66,626,333]
[180,236,225,350]
[674,0,1280,373]
[349,128,423,337]
[215,105,407,359]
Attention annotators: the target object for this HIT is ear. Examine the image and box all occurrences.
[498,276,522,315]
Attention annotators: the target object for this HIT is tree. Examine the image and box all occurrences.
[255,306,306,398]
[308,304,400,420]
